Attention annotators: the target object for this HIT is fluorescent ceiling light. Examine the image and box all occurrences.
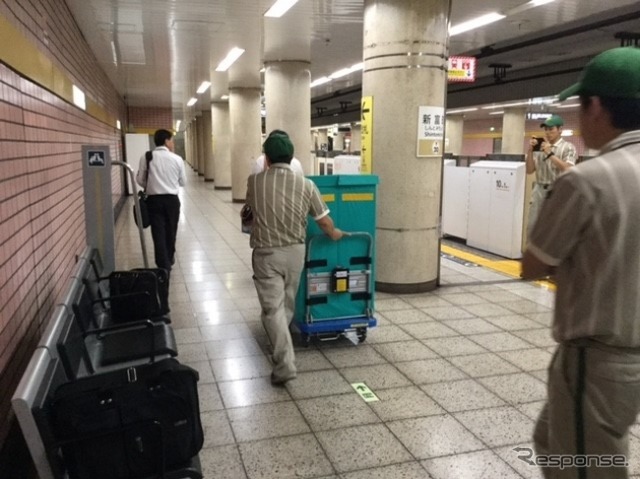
[264,0,299,18]
[556,103,579,108]
[175,120,181,131]
[116,120,121,130]
[561,129,574,136]
[110,41,118,66]
[187,97,197,107]
[489,111,505,115]
[221,95,229,100]
[196,81,211,94]
[447,107,477,114]
[481,100,530,110]
[310,76,331,88]
[349,63,363,72]
[329,68,352,79]
[215,47,245,72]
[450,12,506,36]
[529,0,555,6]
[72,85,86,110]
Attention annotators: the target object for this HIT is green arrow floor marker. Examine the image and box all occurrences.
[351,382,379,403]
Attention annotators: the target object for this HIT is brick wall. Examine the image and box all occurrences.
[128,107,174,132]
[0,0,126,471]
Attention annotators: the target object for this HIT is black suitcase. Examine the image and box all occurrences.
[50,358,203,479]
[109,268,170,321]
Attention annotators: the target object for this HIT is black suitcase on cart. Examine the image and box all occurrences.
[109,268,170,321]
[49,358,203,479]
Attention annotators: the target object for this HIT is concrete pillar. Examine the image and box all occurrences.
[191,119,199,173]
[501,107,527,154]
[363,0,450,293]
[445,115,464,155]
[211,101,231,189]
[333,130,345,152]
[201,110,214,182]
[229,87,262,202]
[264,61,312,174]
[197,114,206,176]
[351,124,362,153]
[184,125,192,169]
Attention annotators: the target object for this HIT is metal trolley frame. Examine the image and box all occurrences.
[296,232,376,344]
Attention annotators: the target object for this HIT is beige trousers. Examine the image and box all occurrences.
[527,183,549,238]
[251,244,305,380]
[534,342,640,478]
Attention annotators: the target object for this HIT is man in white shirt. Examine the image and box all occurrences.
[136,129,186,277]
[251,130,304,175]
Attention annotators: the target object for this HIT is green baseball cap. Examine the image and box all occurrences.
[558,47,640,101]
[263,133,294,161]
[540,115,564,128]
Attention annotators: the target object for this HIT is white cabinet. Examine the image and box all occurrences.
[442,161,470,239]
[466,161,526,259]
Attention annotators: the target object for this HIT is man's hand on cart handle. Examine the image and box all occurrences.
[330,228,345,241]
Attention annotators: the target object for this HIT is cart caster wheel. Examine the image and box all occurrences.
[357,328,367,343]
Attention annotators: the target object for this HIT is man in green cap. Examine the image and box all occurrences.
[245,133,344,386]
[525,114,577,238]
[522,47,640,478]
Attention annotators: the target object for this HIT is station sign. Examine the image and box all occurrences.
[448,56,476,83]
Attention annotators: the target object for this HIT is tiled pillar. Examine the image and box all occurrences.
[445,115,464,155]
[229,87,262,202]
[211,101,231,189]
[264,61,311,173]
[363,0,450,293]
[196,113,206,176]
[201,110,214,182]
[502,107,527,154]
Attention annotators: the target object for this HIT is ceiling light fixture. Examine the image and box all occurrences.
[264,0,299,18]
[450,12,506,36]
[196,81,211,94]
[528,0,555,6]
[215,47,245,72]
[489,111,505,115]
[447,107,478,114]
[329,68,352,80]
[221,95,229,100]
[187,97,197,107]
[310,76,331,88]
[556,102,579,108]
[175,120,181,131]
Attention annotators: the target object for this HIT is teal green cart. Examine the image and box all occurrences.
[294,175,379,344]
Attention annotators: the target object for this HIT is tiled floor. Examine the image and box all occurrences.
[114,177,640,479]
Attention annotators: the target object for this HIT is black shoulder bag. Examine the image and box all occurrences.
[134,151,153,228]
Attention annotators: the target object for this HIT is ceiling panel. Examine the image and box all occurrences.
[63,0,640,123]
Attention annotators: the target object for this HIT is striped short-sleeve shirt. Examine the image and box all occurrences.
[533,137,577,184]
[528,130,640,347]
[246,163,329,249]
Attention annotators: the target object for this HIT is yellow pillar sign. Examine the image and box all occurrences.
[360,96,373,173]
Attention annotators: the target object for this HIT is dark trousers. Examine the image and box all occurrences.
[147,194,180,274]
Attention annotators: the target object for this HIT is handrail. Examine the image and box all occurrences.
[112,161,149,267]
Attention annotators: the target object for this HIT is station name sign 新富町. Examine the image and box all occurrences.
[448,56,476,83]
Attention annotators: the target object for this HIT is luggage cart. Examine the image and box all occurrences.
[295,231,376,344]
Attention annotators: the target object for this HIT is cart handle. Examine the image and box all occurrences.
[306,231,373,263]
